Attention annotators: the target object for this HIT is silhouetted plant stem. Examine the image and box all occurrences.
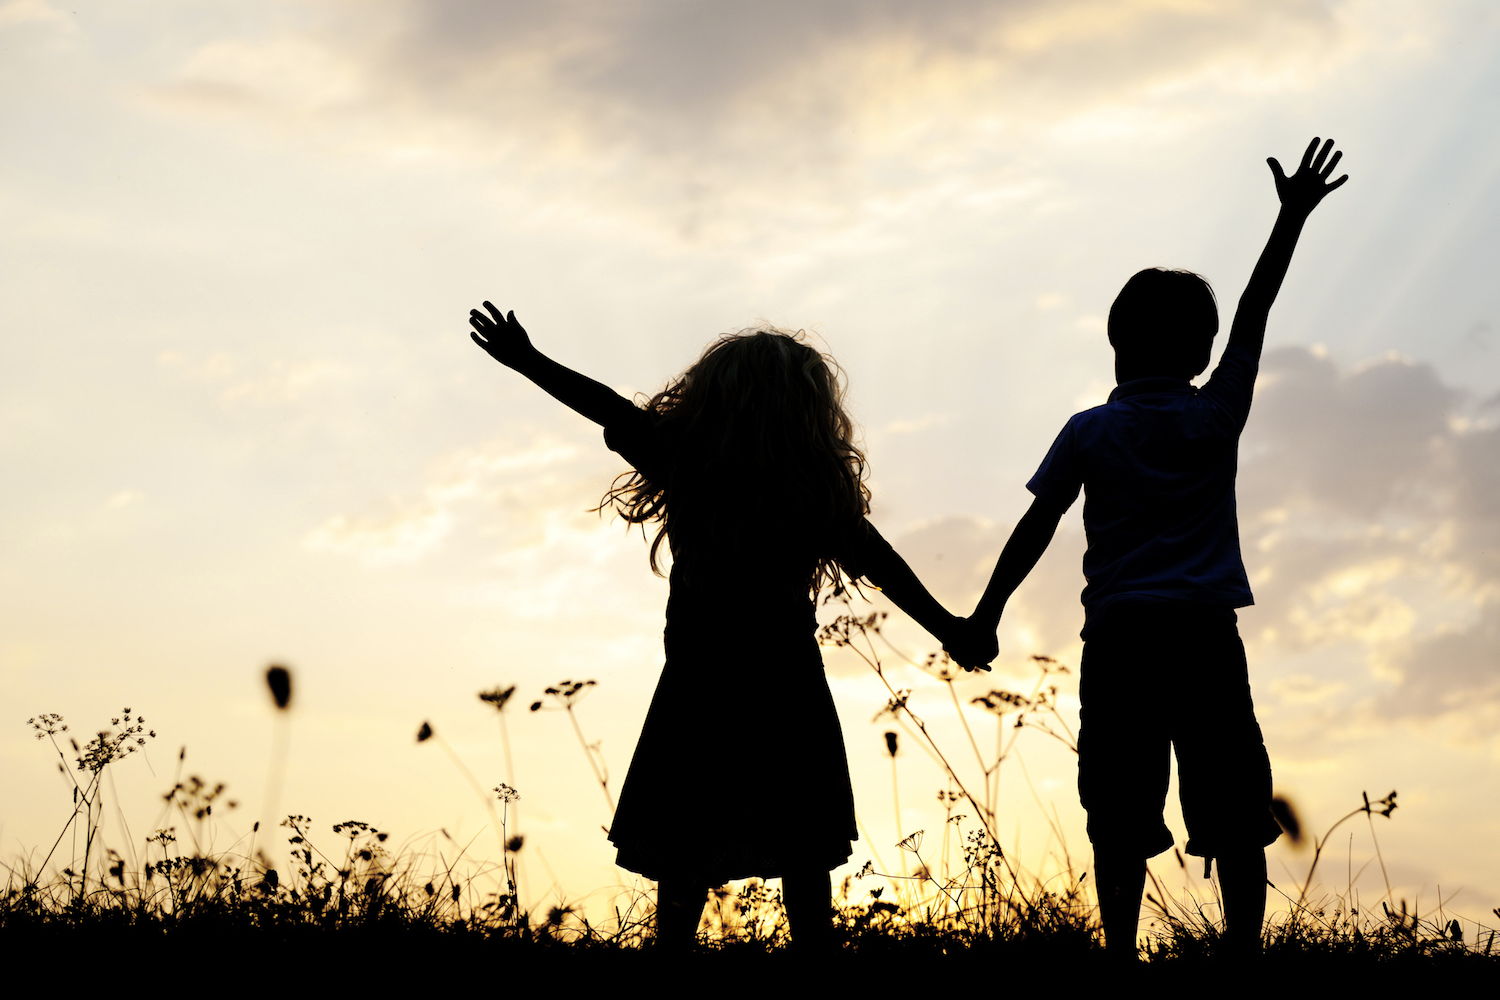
[1296,791,1398,908]
[564,705,615,814]
[943,678,990,810]
[428,728,508,860]
[252,711,290,868]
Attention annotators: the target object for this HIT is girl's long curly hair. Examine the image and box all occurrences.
[599,329,869,594]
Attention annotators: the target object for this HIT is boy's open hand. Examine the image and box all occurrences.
[944,618,997,673]
[469,301,537,368]
[1268,137,1348,215]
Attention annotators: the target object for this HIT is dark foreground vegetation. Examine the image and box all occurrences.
[9,615,1498,978]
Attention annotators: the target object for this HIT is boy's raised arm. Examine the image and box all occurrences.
[1207,138,1347,416]
[469,301,639,426]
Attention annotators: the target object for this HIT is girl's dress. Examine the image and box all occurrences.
[601,404,900,884]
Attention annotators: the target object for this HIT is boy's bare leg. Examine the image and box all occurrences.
[783,869,834,951]
[1094,852,1148,961]
[655,879,709,948]
[1217,847,1267,954]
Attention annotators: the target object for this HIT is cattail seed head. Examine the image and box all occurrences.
[266,664,292,710]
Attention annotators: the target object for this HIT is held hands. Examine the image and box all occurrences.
[1268,137,1348,215]
[943,617,998,673]
[469,301,538,369]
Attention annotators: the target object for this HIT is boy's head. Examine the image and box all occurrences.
[1108,268,1219,382]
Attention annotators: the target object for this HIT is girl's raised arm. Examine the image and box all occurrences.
[469,301,638,427]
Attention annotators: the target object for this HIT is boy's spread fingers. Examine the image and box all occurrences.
[1301,137,1319,169]
[1323,150,1343,176]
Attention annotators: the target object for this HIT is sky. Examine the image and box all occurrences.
[3,0,1499,934]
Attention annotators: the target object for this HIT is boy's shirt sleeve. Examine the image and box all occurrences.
[1198,344,1258,432]
[1026,418,1084,506]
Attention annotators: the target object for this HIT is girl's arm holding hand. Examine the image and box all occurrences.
[855,521,990,672]
[470,301,638,426]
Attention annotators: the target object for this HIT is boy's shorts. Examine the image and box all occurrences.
[1077,600,1283,860]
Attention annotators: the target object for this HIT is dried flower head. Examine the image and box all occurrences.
[478,685,517,712]
[74,709,154,773]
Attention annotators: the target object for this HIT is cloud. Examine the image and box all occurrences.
[1237,348,1500,722]
[157,350,354,406]
[143,0,1396,242]
[0,0,70,30]
[304,502,453,566]
[1380,602,1500,719]
[302,435,596,566]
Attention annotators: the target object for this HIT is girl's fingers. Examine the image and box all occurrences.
[470,330,489,347]
[470,313,489,333]
[484,301,506,324]
[1326,174,1349,192]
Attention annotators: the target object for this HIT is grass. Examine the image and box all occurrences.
[6,607,1498,974]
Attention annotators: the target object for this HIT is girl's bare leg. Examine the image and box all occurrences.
[783,869,834,951]
[656,879,709,949]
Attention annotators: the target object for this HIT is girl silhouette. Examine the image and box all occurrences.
[468,303,968,947]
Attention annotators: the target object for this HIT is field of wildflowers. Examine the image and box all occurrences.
[6,597,1496,973]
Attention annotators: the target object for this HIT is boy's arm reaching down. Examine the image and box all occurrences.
[1204,137,1348,424]
[972,492,1072,629]
[947,491,1073,667]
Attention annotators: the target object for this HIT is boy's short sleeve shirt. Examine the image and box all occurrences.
[1028,374,1254,617]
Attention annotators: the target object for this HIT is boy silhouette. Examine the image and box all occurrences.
[949,138,1347,958]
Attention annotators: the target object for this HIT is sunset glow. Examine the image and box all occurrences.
[4,0,1499,936]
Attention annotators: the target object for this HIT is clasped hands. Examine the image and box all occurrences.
[943,617,999,673]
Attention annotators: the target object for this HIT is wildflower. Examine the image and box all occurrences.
[478,685,517,712]
[896,830,925,853]
[873,690,910,722]
[533,679,598,711]
[73,710,154,773]
[416,721,433,743]
[333,820,374,839]
[493,783,520,803]
[883,731,899,758]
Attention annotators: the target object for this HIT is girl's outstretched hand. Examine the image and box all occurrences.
[1268,137,1348,215]
[469,301,537,368]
